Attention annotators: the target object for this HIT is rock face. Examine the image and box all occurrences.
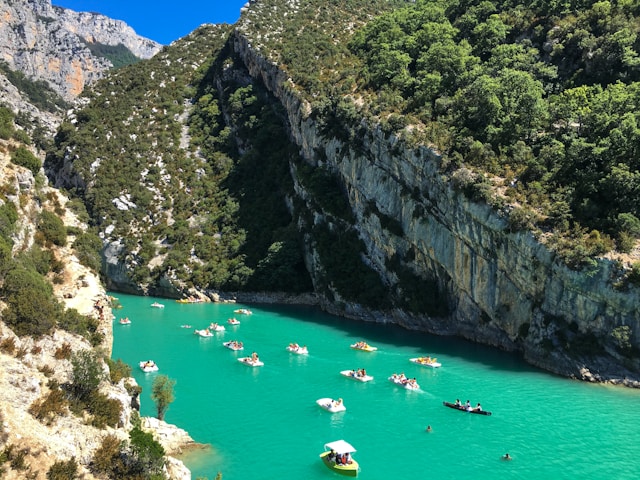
[0,0,161,101]
[230,31,640,384]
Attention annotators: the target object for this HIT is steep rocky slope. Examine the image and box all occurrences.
[0,127,191,480]
[232,2,640,384]
[0,0,161,101]
[44,0,640,386]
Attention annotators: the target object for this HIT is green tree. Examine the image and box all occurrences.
[37,210,67,247]
[10,146,40,176]
[151,375,175,421]
[70,350,106,401]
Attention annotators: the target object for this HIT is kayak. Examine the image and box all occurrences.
[443,401,492,416]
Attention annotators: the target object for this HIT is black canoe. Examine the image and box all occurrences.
[443,401,492,416]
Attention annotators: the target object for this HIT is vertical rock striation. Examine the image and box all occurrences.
[231,31,640,385]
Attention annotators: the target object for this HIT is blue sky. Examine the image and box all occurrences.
[52,1,248,45]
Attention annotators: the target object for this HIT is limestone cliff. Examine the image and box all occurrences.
[0,141,193,478]
[230,30,640,385]
[0,0,161,102]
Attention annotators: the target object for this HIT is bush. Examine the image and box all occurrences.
[0,337,16,355]
[106,358,132,384]
[91,434,125,476]
[87,391,122,429]
[28,388,68,425]
[73,230,103,272]
[58,308,99,343]
[129,427,165,475]
[54,342,72,360]
[37,210,67,247]
[70,350,105,401]
[47,458,78,480]
[10,146,40,175]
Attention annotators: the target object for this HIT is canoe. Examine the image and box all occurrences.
[443,401,492,416]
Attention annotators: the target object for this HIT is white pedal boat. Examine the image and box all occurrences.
[340,370,373,382]
[139,360,158,372]
[317,397,346,413]
[388,374,420,390]
[194,328,213,337]
[238,356,263,367]
[286,344,308,355]
[223,340,244,351]
[409,357,441,368]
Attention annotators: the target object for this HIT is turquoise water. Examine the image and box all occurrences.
[111,294,640,480]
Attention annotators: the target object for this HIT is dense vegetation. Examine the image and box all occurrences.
[45,0,640,307]
[46,25,313,294]
[81,40,142,69]
[0,110,101,342]
[345,0,640,267]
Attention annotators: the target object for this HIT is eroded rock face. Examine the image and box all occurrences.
[231,31,640,383]
[0,0,162,101]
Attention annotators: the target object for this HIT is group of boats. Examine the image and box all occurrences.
[130,305,465,478]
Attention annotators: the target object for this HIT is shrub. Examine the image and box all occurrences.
[39,365,54,377]
[91,434,125,476]
[1,266,62,337]
[129,426,165,475]
[54,342,72,360]
[73,230,103,272]
[28,388,68,425]
[87,391,122,429]
[58,308,99,342]
[37,210,67,247]
[70,350,105,401]
[10,146,40,175]
[47,458,78,480]
[106,358,132,384]
[0,337,16,354]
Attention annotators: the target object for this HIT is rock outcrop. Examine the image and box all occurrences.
[0,0,161,101]
[230,25,640,384]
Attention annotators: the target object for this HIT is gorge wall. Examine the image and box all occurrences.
[231,32,640,385]
[0,0,161,111]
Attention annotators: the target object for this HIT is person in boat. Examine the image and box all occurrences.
[344,452,352,464]
[327,449,336,462]
[454,399,462,407]
[473,403,482,412]
[465,400,472,411]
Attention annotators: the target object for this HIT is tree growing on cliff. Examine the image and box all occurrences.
[151,375,175,421]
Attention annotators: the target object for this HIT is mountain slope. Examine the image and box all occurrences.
[0,0,161,101]
[46,0,640,384]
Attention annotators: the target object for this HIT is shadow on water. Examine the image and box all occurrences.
[254,303,542,376]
